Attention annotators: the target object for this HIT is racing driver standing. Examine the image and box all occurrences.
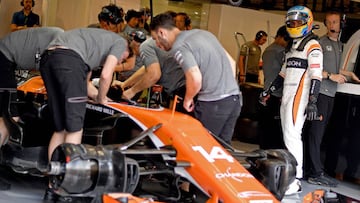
[260,5,323,195]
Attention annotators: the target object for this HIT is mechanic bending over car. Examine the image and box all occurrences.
[112,11,190,112]
[87,3,126,33]
[39,28,129,201]
[114,31,145,82]
[94,4,142,81]
[112,35,187,111]
[92,30,146,88]
[97,4,135,72]
[0,26,64,147]
[150,13,242,145]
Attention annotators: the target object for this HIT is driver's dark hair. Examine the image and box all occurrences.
[150,12,176,31]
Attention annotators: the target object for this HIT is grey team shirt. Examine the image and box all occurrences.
[169,29,240,101]
[262,43,285,98]
[0,27,64,70]
[140,38,185,95]
[319,35,342,97]
[48,28,127,70]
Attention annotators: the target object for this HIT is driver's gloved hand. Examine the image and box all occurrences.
[305,96,322,121]
[259,90,270,106]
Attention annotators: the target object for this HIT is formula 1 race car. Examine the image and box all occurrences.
[0,74,297,203]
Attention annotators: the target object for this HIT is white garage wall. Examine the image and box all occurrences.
[43,0,141,30]
[0,0,327,54]
[208,4,327,59]
[0,0,141,38]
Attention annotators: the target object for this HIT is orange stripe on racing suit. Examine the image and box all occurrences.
[307,43,321,56]
[292,72,306,124]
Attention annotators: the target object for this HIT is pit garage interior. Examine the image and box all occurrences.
[0,0,360,202]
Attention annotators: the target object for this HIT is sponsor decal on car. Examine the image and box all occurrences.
[237,191,273,199]
[192,146,234,163]
[86,103,114,115]
[215,167,254,182]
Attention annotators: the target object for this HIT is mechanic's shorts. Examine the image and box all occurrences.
[40,48,89,132]
[0,51,18,116]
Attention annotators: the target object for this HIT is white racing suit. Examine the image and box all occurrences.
[279,37,323,180]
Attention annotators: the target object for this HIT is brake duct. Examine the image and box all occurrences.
[47,143,140,197]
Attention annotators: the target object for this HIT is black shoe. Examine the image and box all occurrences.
[307,174,339,187]
[179,189,196,203]
[324,170,336,178]
[44,187,92,202]
[0,178,10,191]
[44,187,59,201]
[44,187,74,202]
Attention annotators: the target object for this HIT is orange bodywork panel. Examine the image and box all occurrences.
[17,77,278,203]
[103,193,164,203]
[107,102,278,203]
[17,75,47,94]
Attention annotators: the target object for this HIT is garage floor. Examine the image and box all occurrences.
[0,141,359,203]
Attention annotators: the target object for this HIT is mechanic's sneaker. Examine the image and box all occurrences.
[0,178,11,191]
[308,174,339,187]
[44,187,59,201]
[179,189,196,203]
[285,179,302,196]
[44,187,73,202]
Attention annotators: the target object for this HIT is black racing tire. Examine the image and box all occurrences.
[228,0,243,6]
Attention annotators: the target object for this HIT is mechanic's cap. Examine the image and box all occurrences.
[129,30,147,43]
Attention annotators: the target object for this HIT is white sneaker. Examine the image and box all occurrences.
[285,179,302,196]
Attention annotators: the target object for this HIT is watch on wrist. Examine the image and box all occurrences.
[327,72,331,80]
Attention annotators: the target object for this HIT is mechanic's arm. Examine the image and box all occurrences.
[111,66,145,90]
[114,55,136,72]
[87,72,98,100]
[10,23,27,32]
[122,63,161,100]
[97,55,118,104]
[183,66,202,112]
[238,55,246,83]
[340,69,360,83]
[120,66,146,89]
[322,69,347,84]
